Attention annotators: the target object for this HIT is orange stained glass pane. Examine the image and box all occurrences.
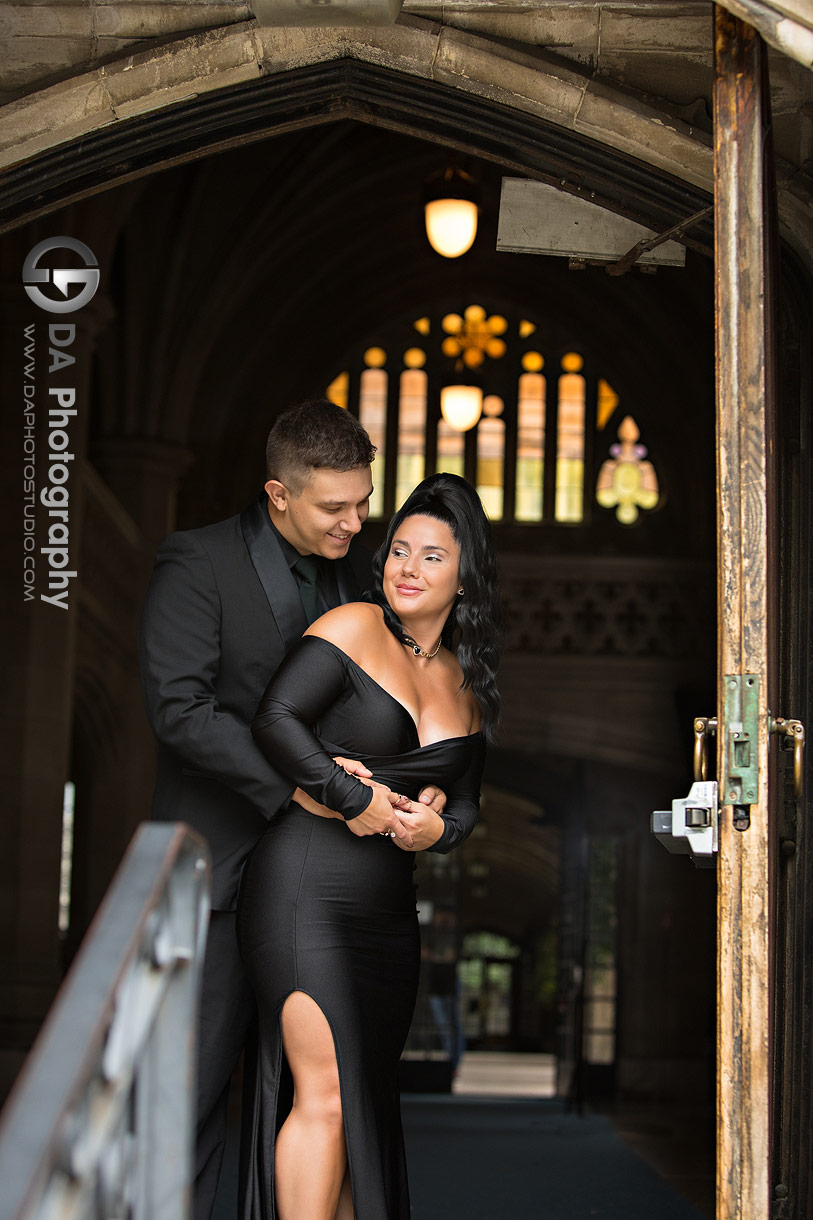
[359,367,387,517]
[489,315,508,335]
[326,371,349,410]
[597,379,620,430]
[555,371,585,522]
[436,417,465,479]
[522,351,544,372]
[414,317,431,335]
[561,351,584,373]
[364,346,387,368]
[483,395,504,417]
[477,418,505,520]
[404,347,426,369]
[516,371,545,522]
[464,304,487,323]
[396,369,427,509]
[519,320,536,338]
[442,313,463,334]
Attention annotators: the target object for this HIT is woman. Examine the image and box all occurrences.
[237,473,500,1220]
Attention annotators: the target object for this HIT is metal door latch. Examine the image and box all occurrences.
[770,717,805,798]
[651,780,718,867]
[693,716,717,781]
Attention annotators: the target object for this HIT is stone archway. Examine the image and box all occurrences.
[2,19,717,230]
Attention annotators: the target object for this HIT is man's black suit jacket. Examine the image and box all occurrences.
[139,496,373,911]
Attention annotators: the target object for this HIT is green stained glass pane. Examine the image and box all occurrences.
[360,367,387,518]
[437,418,465,478]
[555,373,585,522]
[396,369,427,509]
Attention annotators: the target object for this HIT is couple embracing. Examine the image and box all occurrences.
[139,400,501,1220]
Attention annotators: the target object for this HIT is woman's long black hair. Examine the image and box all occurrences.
[365,472,501,742]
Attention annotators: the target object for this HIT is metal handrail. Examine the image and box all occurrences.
[0,824,211,1220]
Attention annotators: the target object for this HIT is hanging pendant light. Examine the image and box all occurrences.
[440,366,483,431]
[424,167,480,258]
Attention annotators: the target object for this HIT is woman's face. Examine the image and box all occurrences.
[383,513,461,623]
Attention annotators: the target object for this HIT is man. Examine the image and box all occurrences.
[139,400,445,1220]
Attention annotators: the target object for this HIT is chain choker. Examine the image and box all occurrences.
[406,637,442,660]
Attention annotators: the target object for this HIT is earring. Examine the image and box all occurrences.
[457,587,464,596]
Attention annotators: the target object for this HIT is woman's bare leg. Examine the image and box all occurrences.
[276,992,348,1220]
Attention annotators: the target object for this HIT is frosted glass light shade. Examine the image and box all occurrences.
[440,384,483,431]
[424,199,479,258]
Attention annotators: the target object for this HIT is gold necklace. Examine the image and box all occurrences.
[407,637,442,660]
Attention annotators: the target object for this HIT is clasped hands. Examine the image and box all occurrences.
[292,757,445,850]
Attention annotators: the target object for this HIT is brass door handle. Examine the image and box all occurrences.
[693,717,718,781]
[770,718,805,798]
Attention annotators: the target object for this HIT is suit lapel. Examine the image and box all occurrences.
[240,498,308,651]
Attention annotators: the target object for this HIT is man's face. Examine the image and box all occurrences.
[265,466,373,558]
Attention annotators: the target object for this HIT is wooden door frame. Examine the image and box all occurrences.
[708,11,810,1220]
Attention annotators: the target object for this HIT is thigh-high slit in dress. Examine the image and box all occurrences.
[236,636,485,1220]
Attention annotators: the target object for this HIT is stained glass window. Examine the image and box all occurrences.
[359,365,387,519]
[437,416,465,478]
[397,368,427,509]
[326,307,658,528]
[555,353,585,523]
[516,371,545,522]
[477,412,505,520]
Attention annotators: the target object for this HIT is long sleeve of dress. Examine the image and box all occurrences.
[252,638,374,820]
[427,733,485,854]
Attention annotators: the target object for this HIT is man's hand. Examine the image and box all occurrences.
[292,787,341,819]
[390,801,444,851]
[416,785,447,815]
[333,756,373,779]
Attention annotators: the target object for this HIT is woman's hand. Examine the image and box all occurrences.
[345,785,414,847]
[330,755,416,846]
[389,800,444,851]
[416,785,447,815]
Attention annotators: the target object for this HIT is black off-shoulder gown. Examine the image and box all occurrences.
[237,636,485,1220]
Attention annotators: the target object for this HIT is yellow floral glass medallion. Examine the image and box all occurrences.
[596,416,659,524]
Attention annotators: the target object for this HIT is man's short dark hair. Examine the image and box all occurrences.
[265,399,377,493]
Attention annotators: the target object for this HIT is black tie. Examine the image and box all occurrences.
[294,554,321,624]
